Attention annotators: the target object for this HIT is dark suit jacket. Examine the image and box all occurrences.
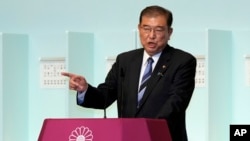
[81,45,196,141]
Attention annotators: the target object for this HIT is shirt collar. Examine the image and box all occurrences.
[142,51,162,66]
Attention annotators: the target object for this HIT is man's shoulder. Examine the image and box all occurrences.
[117,48,144,59]
[168,45,195,59]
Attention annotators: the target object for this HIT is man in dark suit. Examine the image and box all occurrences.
[62,5,196,141]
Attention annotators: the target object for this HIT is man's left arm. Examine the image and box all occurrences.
[156,55,197,118]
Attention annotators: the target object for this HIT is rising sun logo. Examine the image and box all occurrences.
[68,126,93,141]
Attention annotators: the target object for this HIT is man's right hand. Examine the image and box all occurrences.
[61,72,88,92]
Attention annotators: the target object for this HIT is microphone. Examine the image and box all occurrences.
[157,65,167,77]
[103,76,112,119]
[157,72,164,77]
[103,92,107,118]
[103,72,116,118]
[103,79,112,119]
[103,68,125,118]
[119,68,125,118]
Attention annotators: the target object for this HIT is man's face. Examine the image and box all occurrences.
[138,15,173,56]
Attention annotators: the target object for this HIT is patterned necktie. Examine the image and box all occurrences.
[138,57,154,107]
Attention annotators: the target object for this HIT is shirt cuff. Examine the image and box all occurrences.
[77,90,86,105]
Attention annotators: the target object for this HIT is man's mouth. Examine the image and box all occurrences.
[148,42,157,48]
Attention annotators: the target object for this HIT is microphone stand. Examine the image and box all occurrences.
[120,68,125,118]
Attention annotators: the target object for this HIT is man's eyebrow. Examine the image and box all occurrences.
[141,25,165,28]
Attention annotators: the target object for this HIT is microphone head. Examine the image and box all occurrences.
[157,72,163,76]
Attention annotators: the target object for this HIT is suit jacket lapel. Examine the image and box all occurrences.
[136,46,172,112]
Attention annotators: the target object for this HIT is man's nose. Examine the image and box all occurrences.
[148,29,156,38]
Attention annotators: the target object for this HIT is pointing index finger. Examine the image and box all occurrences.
[61,72,74,78]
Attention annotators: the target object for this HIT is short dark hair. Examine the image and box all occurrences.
[139,5,173,27]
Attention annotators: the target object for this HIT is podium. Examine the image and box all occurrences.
[38,118,172,141]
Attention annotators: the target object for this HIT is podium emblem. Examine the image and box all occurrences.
[69,126,93,141]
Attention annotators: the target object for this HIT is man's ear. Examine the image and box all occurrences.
[168,27,173,40]
[168,27,173,35]
[137,24,141,31]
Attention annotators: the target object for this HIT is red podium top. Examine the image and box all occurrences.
[38,118,172,141]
